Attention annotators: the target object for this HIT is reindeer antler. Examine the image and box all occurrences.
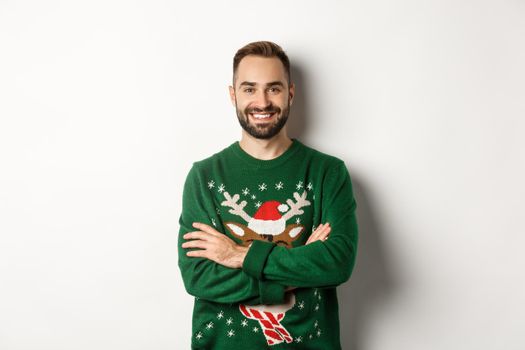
[221,192,253,223]
[281,191,311,222]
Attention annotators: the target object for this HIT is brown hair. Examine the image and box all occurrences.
[232,41,291,85]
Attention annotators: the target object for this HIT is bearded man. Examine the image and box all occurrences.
[178,41,358,349]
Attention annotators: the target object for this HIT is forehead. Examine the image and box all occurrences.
[235,55,287,86]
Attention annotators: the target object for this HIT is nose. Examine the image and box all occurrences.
[254,90,271,109]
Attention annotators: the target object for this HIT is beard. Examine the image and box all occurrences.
[235,100,290,140]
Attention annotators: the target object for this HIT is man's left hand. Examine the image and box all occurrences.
[182,222,249,269]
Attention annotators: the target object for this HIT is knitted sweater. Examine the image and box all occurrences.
[178,138,358,349]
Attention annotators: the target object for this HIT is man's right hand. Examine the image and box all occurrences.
[285,222,331,292]
[305,222,331,245]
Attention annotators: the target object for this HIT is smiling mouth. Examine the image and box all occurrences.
[249,112,277,120]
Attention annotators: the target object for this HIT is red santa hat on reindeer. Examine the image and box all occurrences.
[248,200,289,236]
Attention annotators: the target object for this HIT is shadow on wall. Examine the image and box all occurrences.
[288,62,398,350]
[338,177,398,350]
[287,61,310,138]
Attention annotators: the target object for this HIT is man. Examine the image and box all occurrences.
[178,41,358,349]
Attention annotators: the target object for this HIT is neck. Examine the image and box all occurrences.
[239,129,293,160]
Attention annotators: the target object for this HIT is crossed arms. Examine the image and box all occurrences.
[177,161,358,305]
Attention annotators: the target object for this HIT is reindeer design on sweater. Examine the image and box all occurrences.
[221,190,311,346]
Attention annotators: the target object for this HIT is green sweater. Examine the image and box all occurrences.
[178,138,358,349]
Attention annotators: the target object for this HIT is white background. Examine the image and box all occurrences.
[1,1,524,349]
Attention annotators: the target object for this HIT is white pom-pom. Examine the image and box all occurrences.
[278,204,289,212]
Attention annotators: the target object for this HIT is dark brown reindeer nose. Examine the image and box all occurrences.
[260,234,273,242]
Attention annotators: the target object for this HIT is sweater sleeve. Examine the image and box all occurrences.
[242,161,358,288]
[178,163,287,305]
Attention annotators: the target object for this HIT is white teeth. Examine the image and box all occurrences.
[252,113,272,119]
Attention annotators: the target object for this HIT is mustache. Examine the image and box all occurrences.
[246,106,281,114]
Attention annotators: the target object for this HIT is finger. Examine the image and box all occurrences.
[320,223,331,236]
[192,222,222,237]
[311,223,327,236]
[183,231,214,241]
[306,224,325,244]
[321,228,331,241]
[320,225,331,237]
[181,239,210,249]
[306,224,323,244]
[308,224,331,244]
[186,249,208,258]
[319,226,332,241]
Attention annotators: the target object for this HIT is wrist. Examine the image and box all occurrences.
[234,245,249,269]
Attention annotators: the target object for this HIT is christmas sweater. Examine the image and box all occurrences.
[178,138,358,349]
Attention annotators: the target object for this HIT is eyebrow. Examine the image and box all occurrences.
[238,81,285,88]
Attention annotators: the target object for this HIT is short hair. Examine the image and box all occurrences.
[232,41,291,86]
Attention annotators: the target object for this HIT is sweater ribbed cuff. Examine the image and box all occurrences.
[259,280,286,304]
[242,240,275,280]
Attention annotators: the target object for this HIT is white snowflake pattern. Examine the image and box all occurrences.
[315,303,319,311]
[314,289,318,296]
[251,194,256,200]
[211,218,217,227]
[258,183,267,191]
[226,317,233,325]
[215,207,221,215]
[298,301,305,310]
[207,180,215,189]
[309,334,313,340]
[313,194,316,200]
[227,329,235,337]
[296,181,303,190]
[242,187,250,196]
[318,292,322,300]
[218,184,226,193]
[317,329,322,337]
[312,225,317,233]
[275,181,284,190]
[314,320,319,328]
[241,319,248,327]
[295,217,301,224]
[307,182,313,191]
[295,336,303,343]
[253,327,260,333]
[195,332,203,340]
[217,311,224,319]
[255,201,262,208]
[205,321,214,330]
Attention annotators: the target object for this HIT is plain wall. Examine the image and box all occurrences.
[1,0,524,349]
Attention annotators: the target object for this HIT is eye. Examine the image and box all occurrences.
[243,88,254,94]
[268,87,281,94]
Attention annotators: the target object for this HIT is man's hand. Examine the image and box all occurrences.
[286,222,331,292]
[182,222,249,269]
[305,222,331,245]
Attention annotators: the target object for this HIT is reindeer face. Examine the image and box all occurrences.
[224,222,305,248]
[221,190,311,249]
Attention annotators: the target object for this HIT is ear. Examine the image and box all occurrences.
[224,222,245,237]
[288,82,295,106]
[228,85,236,106]
[289,225,303,238]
